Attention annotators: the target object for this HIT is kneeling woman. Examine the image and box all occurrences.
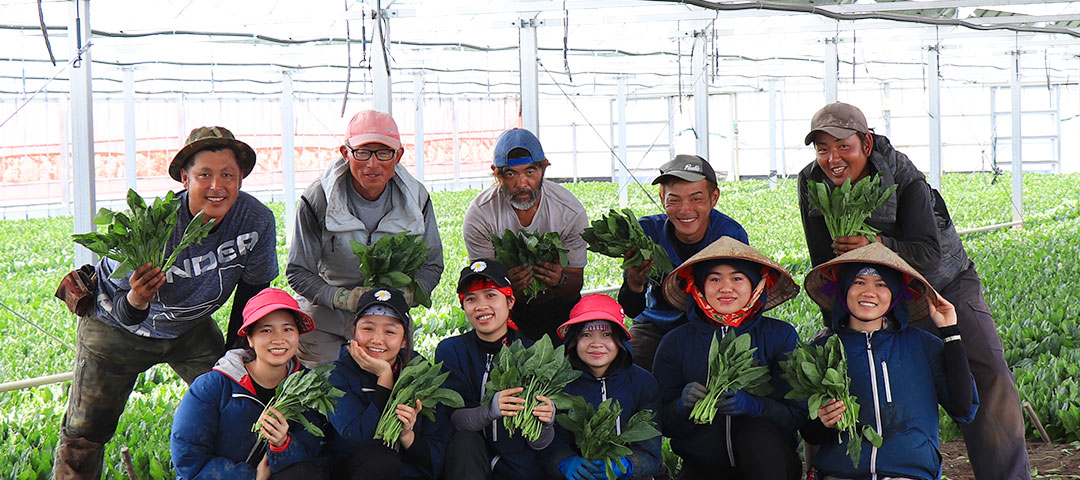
[653,237,806,480]
[801,243,977,480]
[171,288,325,480]
[324,288,452,480]
[545,294,662,480]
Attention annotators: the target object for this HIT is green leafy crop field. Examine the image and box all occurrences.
[1,173,1078,478]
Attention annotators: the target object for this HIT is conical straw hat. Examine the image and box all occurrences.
[662,236,799,314]
[804,242,936,323]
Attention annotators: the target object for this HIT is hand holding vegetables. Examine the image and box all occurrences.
[713,390,764,417]
[251,365,344,440]
[580,208,673,279]
[126,263,165,310]
[689,333,773,424]
[491,230,570,300]
[678,382,708,412]
[373,357,464,449]
[256,406,290,448]
[817,399,846,428]
[393,400,422,448]
[805,174,897,242]
[350,232,432,307]
[482,336,581,441]
[555,397,658,480]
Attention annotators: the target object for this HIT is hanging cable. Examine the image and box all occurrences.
[341,0,352,117]
[0,44,84,131]
[36,0,55,66]
[0,299,75,353]
[562,0,572,83]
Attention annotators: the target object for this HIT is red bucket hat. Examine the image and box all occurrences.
[557,294,631,340]
[239,288,315,336]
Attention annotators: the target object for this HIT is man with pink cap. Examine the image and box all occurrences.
[287,110,444,366]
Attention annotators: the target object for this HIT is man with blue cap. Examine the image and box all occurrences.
[462,128,588,342]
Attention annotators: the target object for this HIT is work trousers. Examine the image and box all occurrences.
[628,322,668,372]
[908,265,1030,480]
[443,430,544,480]
[675,416,801,480]
[53,314,223,480]
[331,443,436,480]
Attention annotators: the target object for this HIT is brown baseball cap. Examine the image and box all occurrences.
[804,102,870,145]
[169,126,256,181]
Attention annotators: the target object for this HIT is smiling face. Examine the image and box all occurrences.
[575,327,619,378]
[246,310,300,368]
[342,141,403,201]
[845,273,892,331]
[462,288,515,342]
[352,314,406,363]
[813,131,873,187]
[661,179,720,244]
[181,148,243,224]
[701,264,754,315]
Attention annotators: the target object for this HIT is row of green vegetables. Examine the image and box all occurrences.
[0,173,1077,478]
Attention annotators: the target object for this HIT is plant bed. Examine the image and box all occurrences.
[940,441,1080,479]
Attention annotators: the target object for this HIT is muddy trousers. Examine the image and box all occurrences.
[53,315,223,480]
[910,265,1030,480]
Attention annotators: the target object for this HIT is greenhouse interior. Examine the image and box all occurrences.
[2,0,1080,478]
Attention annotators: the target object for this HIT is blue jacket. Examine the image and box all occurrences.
[543,362,663,479]
[170,349,323,479]
[653,309,806,465]
[632,211,748,330]
[324,346,452,479]
[434,330,548,480]
[810,320,979,480]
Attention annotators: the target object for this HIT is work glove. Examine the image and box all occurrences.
[559,456,595,480]
[332,286,369,311]
[715,390,764,417]
[588,457,633,480]
[402,286,417,307]
[678,382,709,413]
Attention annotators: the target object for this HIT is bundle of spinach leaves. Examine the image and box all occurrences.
[690,332,773,424]
[581,208,673,278]
[351,232,432,307]
[805,174,897,241]
[490,229,569,300]
[251,364,344,439]
[374,357,464,448]
[556,397,660,480]
[482,336,581,441]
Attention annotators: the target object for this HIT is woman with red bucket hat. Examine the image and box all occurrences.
[170,288,326,480]
[542,294,663,480]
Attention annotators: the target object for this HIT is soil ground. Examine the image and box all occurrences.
[941,441,1080,479]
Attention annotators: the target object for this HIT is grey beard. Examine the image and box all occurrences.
[508,194,538,210]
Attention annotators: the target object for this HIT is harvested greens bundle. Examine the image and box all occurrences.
[556,397,661,480]
[373,357,464,448]
[805,174,897,240]
[490,229,570,300]
[73,189,215,279]
[581,208,674,278]
[482,336,581,441]
[780,335,882,467]
[251,364,344,439]
[690,332,773,424]
[350,232,432,307]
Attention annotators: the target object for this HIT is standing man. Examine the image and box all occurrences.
[618,155,748,371]
[799,102,1029,480]
[462,128,587,342]
[287,110,444,366]
[54,127,279,479]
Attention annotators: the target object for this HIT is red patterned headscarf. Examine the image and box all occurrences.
[678,265,775,328]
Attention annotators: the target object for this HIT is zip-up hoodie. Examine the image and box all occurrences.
[653,308,806,467]
[434,330,550,480]
[809,312,979,480]
[324,346,452,479]
[170,349,323,479]
[542,355,663,479]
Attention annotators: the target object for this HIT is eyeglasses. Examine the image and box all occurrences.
[347,147,397,162]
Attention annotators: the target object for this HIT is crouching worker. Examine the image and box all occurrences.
[324,287,452,479]
[170,288,325,479]
[801,243,978,480]
[654,237,806,480]
[544,294,662,480]
[436,259,556,480]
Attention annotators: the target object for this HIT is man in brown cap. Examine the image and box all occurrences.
[54,127,279,479]
[798,102,1030,480]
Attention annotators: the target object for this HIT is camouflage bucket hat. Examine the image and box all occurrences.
[169,126,257,181]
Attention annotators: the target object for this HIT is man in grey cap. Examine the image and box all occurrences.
[618,154,748,371]
[798,102,1030,480]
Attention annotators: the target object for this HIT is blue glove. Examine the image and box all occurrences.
[678,382,709,413]
[715,390,764,417]
[559,456,594,480]
[612,457,634,479]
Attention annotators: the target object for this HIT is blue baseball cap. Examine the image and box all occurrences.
[493,128,545,167]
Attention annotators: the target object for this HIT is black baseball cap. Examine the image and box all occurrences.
[354,287,412,331]
[652,154,717,185]
[457,259,512,294]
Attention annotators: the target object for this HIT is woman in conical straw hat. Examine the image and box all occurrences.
[653,236,805,480]
[800,243,978,480]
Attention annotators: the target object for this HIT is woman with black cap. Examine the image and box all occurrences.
[653,236,806,479]
[801,243,977,480]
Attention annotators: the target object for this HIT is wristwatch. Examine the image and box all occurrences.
[557,272,568,288]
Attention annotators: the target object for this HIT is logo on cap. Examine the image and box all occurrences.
[684,163,701,172]
[375,290,392,301]
[470,261,487,273]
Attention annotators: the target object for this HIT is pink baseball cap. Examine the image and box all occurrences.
[345,110,402,150]
[557,294,631,339]
[239,288,315,336]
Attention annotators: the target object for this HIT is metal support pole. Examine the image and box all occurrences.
[609,99,616,182]
[60,98,71,214]
[729,94,739,181]
[413,74,425,183]
[928,45,942,190]
[452,98,460,190]
[617,76,628,207]
[571,122,578,182]
[667,96,676,161]
[768,80,778,190]
[281,71,297,238]
[693,30,709,160]
[519,17,540,135]
[825,37,838,104]
[1010,50,1023,223]
[69,0,95,267]
[882,82,892,138]
[372,8,392,114]
[123,67,137,191]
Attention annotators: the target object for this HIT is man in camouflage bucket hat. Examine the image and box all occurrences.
[54,126,278,479]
